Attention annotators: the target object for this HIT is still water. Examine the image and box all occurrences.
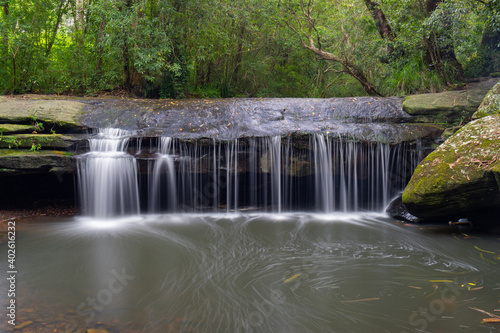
[1,213,499,332]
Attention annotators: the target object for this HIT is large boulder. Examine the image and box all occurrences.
[402,78,498,124]
[472,80,500,119]
[402,114,500,225]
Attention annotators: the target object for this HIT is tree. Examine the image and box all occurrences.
[284,0,383,96]
[423,0,464,79]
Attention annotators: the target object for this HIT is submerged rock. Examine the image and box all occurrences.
[386,195,424,223]
[402,114,500,226]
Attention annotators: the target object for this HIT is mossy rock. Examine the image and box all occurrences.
[0,134,79,149]
[0,124,35,134]
[0,149,75,175]
[472,80,500,119]
[402,114,500,222]
[0,99,85,131]
[402,79,498,125]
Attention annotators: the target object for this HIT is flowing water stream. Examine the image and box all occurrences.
[1,214,499,333]
[1,128,499,333]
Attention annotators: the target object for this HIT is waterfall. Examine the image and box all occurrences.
[76,129,421,215]
[313,134,334,212]
[76,129,140,217]
[148,137,177,212]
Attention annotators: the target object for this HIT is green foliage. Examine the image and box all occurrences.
[30,143,41,152]
[381,56,445,95]
[0,0,497,97]
[30,116,44,132]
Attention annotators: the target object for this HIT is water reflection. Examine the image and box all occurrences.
[1,213,499,332]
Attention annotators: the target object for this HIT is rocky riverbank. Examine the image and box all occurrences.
[1,79,498,223]
[398,79,500,230]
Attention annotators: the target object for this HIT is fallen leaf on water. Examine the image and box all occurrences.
[470,307,500,319]
[340,298,380,303]
[481,318,500,324]
[429,280,454,283]
[474,246,495,254]
[284,274,301,283]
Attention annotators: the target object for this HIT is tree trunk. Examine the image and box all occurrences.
[2,0,8,16]
[46,0,69,56]
[231,24,246,89]
[303,41,382,96]
[363,0,395,41]
[95,14,106,78]
[120,0,133,92]
[2,0,9,48]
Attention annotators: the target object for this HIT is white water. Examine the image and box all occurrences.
[77,129,421,217]
[77,129,140,217]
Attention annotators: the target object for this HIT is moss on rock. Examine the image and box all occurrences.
[0,134,79,149]
[0,124,35,134]
[0,149,75,174]
[472,80,500,119]
[403,79,498,125]
[402,114,500,220]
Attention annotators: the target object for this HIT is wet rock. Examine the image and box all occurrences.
[0,134,80,150]
[386,195,423,223]
[402,78,498,125]
[0,150,75,175]
[81,97,417,140]
[472,80,500,119]
[402,114,500,226]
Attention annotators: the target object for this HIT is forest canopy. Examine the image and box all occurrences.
[1,0,499,98]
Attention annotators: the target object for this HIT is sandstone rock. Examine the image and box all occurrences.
[472,80,500,119]
[0,99,85,131]
[0,150,75,175]
[0,124,35,134]
[402,78,498,124]
[0,134,79,150]
[402,114,500,225]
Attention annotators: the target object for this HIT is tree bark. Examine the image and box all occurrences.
[95,14,106,78]
[46,0,69,56]
[2,0,8,16]
[120,0,133,92]
[363,0,395,41]
[2,0,9,47]
[302,39,382,96]
[231,24,246,89]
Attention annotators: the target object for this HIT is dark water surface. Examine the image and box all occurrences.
[1,213,499,332]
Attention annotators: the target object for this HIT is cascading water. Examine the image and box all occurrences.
[76,128,140,217]
[77,131,421,216]
[148,137,177,212]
